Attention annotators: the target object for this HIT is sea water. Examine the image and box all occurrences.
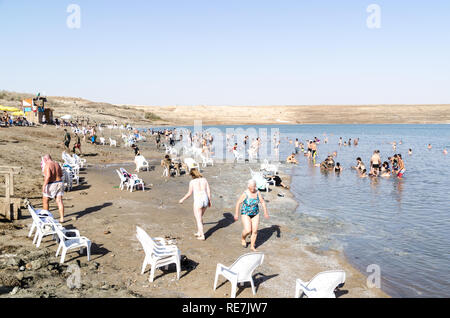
[148,124,450,297]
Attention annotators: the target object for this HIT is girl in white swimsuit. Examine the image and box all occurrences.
[179,169,211,240]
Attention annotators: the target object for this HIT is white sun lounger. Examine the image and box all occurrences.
[295,270,346,298]
[136,226,181,282]
[214,252,264,298]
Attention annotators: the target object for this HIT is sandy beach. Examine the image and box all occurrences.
[0,125,388,298]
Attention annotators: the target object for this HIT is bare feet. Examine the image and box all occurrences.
[250,246,257,252]
[59,219,64,223]
[197,235,205,241]
[241,240,247,247]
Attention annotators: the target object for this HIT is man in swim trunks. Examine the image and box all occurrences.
[63,129,71,152]
[72,133,82,155]
[42,154,65,222]
[310,141,318,160]
[370,150,381,176]
[397,154,406,179]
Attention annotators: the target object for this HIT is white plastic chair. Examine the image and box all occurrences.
[99,137,106,145]
[27,204,55,239]
[135,155,149,172]
[129,174,145,192]
[27,204,65,248]
[184,157,200,172]
[213,252,264,298]
[295,270,346,298]
[201,154,214,167]
[109,138,117,147]
[49,219,91,264]
[136,226,181,282]
[116,169,130,191]
[72,153,86,169]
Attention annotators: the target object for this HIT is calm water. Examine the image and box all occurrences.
[149,124,450,297]
[277,124,450,298]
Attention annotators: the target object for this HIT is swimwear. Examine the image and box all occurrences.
[43,181,64,199]
[194,191,209,209]
[241,192,260,217]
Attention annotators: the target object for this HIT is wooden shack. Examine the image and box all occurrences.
[22,97,53,124]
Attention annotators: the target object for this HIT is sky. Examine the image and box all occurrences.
[0,0,449,106]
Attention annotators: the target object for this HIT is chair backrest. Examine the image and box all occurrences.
[229,252,264,281]
[48,218,67,245]
[28,204,43,225]
[136,226,154,256]
[307,270,346,296]
[116,169,127,182]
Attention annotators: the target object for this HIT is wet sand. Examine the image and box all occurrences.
[0,126,388,298]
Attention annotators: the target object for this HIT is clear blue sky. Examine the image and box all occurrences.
[1,0,449,106]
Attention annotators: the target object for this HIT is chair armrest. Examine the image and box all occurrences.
[217,263,237,277]
[295,279,316,293]
[63,229,81,237]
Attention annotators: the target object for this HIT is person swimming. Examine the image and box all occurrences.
[334,162,342,172]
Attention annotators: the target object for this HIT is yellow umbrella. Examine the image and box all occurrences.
[0,105,20,112]
[11,111,25,116]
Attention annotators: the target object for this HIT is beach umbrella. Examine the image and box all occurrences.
[0,105,20,112]
[11,111,25,116]
[60,115,72,120]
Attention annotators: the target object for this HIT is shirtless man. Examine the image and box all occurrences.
[310,141,318,160]
[370,150,381,176]
[397,154,406,179]
[42,155,65,222]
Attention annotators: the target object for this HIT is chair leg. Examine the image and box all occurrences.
[86,241,91,261]
[56,243,62,256]
[60,249,67,264]
[213,271,220,291]
[176,260,180,280]
[28,223,35,238]
[250,278,256,295]
[36,234,43,248]
[230,280,237,298]
[149,265,156,282]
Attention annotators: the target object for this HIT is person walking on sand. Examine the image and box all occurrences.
[63,129,71,152]
[179,169,211,241]
[72,133,82,155]
[42,154,65,222]
[234,179,269,251]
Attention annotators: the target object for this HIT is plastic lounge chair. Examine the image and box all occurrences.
[49,219,91,264]
[72,154,86,169]
[135,155,149,172]
[213,252,264,298]
[129,174,145,192]
[295,270,346,298]
[184,158,200,172]
[136,226,181,282]
[109,138,117,147]
[27,204,65,248]
[201,154,214,167]
[27,204,55,239]
[116,169,130,191]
